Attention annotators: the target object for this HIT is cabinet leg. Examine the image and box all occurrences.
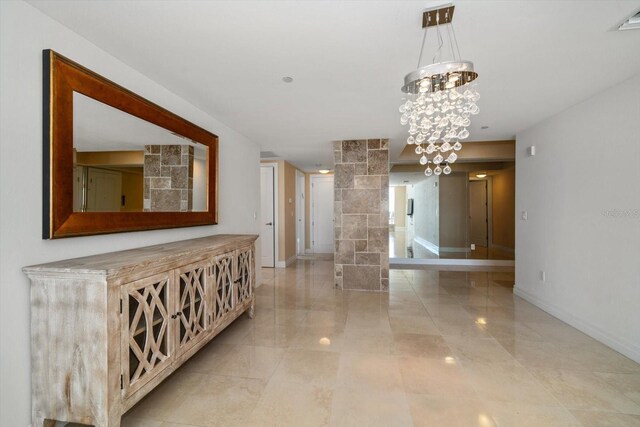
[248,303,255,319]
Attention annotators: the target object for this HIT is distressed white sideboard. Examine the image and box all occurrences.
[23,234,257,427]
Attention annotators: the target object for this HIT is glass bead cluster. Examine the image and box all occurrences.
[400,79,480,176]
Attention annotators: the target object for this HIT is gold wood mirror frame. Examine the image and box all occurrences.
[43,50,218,239]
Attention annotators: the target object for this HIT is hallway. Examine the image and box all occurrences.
[119,259,640,427]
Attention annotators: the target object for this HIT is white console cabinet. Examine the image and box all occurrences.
[23,234,257,427]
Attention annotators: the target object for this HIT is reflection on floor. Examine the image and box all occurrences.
[390,230,515,260]
[468,245,515,261]
[118,259,640,427]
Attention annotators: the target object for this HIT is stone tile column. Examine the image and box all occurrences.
[143,145,194,212]
[334,139,389,291]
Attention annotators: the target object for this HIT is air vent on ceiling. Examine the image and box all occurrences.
[260,151,279,158]
[619,10,640,31]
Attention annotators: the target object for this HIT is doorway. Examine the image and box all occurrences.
[469,179,488,249]
[260,164,276,267]
[310,175,334,253]
[296,170,306,255]
[86,167,122,212]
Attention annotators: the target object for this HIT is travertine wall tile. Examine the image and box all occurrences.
[144,145,193,212]
[355,240,368,252]
[367,139,381,150]
[356,252,380,265]
[335,164,355,189]
[342,140,367,163]
[334,139,388,292]
[343,265,381,290]
[354,175,381,189]
[368,214,382,227]
[367,227,388,253]
[335,239,355,265]
[342,189,380,214]
[342,214,367,239]
[368,149,388,175]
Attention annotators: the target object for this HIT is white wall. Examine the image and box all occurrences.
[0,2,261,425]
[515,73,640,363]
[439,173,468,251]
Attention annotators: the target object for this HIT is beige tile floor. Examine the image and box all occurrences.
[390,231,515,261]
[119,258,640,427]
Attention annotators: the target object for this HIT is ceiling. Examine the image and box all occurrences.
[74,92,208,159]
[28,0,640,172]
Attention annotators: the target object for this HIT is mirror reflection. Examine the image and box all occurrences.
[72,92,208,212]
[389,163,515,261]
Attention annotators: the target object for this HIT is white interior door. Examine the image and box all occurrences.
[469,180,488,247]
[296,171,305,255]
[73,166,85,212]
[311,175,334,253]
[86,167,121,212]
[260,166,275,267]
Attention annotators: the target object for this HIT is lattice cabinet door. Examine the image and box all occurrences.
[174,262,208,356]
[121,272,174,398]
[210,253,234,327]
[235,246,254,308]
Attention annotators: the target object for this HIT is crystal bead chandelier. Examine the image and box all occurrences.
[399,4,479,176]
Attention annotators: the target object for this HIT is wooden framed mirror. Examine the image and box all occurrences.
[43,50,218,239]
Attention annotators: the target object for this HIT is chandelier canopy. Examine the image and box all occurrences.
[400,4,479,176]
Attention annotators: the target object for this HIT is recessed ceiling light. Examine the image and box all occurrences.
[318,169,330,174]
[476,173,487,178]
[282,76,294,83]
[481,126,489,129]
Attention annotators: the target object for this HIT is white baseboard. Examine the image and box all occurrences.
[275,255,297,268]
[439,246,471,254]
[413,236,439,255]
[390,258,514,270]
[514,285,640,364]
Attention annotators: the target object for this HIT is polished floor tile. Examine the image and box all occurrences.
[120,258,639,427]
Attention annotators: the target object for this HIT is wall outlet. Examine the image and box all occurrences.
[470,243,476,250]
[540,270,546,282]
[528,145,536,156]
[521,210,528,220]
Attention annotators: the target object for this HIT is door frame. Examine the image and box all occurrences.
[260,163,279,268]
[486,176,494,249]
[295,170,306,256]
[309,174,334,254]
